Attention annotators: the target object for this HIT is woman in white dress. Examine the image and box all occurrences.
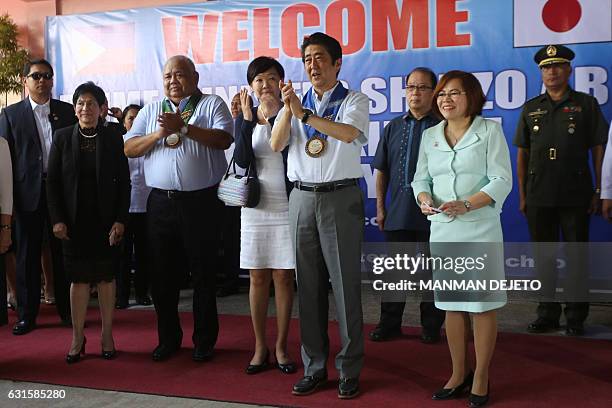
[233,56,296,375]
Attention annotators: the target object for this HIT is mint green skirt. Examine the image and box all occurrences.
[429,217,507,313]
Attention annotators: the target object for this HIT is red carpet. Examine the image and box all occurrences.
[1,305,611,407]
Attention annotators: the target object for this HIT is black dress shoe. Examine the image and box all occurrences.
[421,330,442,344]
[468,383,489,407]
[527,318,560,333]
[192,345,214,362]
[338,377,360,399]
[246,350,269,374]
[102,349,117,360]
[115,299,129,309]
[565,323,585,336]
[292,372,328,395]
[135,296,152,306]
[12,320,36,335]
[368,326,402,342]
[66,337,86,364]
[432,371,474,400]
[152,344,180,362]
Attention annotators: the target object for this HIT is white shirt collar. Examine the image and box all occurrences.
[314,81,340,102]
[164,94,193,112]
[29,96,50,111]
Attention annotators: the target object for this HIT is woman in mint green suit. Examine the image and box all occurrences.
[412,71,512,407]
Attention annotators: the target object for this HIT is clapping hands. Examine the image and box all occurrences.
[279,80,304,119]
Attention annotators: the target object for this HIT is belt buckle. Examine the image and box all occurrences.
[167,190,174,199]
[549,148,556,160]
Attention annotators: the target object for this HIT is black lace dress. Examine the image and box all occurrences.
[62,130,117,284]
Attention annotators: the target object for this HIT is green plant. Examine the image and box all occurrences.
[0,13,29,105]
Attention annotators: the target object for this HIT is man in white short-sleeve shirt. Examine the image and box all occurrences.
[271,32,369,399]
[124,55,232,363]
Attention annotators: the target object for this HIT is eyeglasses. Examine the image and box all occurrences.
[437,90,466,99]
[406,84,433,93]
[27,72,53,81]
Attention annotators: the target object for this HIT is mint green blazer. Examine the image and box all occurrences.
[412,116,512,223]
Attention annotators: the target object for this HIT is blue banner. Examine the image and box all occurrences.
[46,0,612,241]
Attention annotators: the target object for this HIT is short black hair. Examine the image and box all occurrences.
[121,104,142,125]
[23,59,54,77]
[300,32,342,64]
[406,67,437,89]
[72,82,106,107]
[246,56,285,85]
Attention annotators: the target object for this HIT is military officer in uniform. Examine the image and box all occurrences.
[514,44,608,336]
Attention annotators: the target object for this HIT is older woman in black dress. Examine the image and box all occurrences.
[47,82,130,363]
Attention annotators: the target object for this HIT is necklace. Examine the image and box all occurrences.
[258,103,281,124]
[259,107,269,123]
[79,127,97,139]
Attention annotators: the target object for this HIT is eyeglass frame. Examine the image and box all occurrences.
[406,84,433,93]
[26,72,54,81]
[436,89,467,99]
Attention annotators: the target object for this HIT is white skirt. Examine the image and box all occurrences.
[240,208,295,270]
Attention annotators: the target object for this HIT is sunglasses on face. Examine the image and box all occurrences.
[27,72,53,81]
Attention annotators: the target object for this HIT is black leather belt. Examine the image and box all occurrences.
[152,185,217,199]
[293,179,358,193]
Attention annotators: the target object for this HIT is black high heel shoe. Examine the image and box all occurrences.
[101,348,117,360]
[275,350,297,374]
[246,349,270,375]
[468,382,490,407]
[101,338,116,360]
[66,336,87,364]
[276,360,298,374]
[432,371,474,400]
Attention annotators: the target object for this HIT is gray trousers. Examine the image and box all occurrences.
[289,185,364,379]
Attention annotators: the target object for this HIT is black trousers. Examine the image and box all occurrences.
[117,212,150,301]
[14,184,70,323]
[526,206,590,324]
[148,187,222,348]
[219,205,241,289]
[378,230,445,333]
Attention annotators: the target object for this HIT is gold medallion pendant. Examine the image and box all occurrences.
[305,136,326,158]
[164,133,182,148]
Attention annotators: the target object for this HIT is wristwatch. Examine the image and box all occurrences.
[179,125,189,135]
[301,109,313,124]
[463,200,472,211]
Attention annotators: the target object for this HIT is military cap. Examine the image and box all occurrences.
[534,44,575,67]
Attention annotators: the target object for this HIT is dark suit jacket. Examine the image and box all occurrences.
[0,98,77,212]
[233,107,292,197]
[46,124,131,234]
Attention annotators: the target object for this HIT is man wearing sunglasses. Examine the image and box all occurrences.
[0,59,77,335]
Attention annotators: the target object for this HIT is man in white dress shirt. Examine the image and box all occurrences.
[271,32,369,399]
[124,55,232,362]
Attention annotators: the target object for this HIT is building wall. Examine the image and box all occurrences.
[2,0,206,58]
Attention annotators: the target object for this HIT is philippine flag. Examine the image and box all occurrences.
[514,0,612,47]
